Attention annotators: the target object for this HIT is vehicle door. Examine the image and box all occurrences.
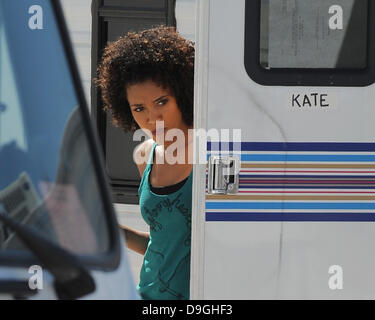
[0,0,138,299]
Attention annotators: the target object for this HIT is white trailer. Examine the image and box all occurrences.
[191,0,375,299]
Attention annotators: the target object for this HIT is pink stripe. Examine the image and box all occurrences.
[238,191,375,194]
[240,180,375,184]
[240,170,375,174]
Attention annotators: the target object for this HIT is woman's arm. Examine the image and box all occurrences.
[119,140,153,255]
[119,225,150,255]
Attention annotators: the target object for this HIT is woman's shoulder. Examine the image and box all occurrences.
[134,139,155,178]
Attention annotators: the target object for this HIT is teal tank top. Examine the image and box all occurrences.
[137,141,193,300]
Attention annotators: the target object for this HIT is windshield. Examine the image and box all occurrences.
[0,0,110,256]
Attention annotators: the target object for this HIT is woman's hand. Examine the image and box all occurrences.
[119,225,150,255]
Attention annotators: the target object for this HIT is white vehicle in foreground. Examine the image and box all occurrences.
[0,0,138,299]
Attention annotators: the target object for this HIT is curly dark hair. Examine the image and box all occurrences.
[96,26,195,132]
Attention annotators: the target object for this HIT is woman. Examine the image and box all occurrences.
[96,26,194,300]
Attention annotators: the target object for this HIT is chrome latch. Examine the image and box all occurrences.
[207,156,240,194]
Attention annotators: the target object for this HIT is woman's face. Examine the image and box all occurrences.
[126,79,190,144]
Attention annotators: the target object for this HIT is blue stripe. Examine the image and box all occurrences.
[207,142,375,152]
[206,212,375,221]
[208,154,375,162]
[206,202,375,209]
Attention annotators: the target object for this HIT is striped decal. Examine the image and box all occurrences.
[205,142,375,221]
[207,142,375,152]
[241,164,375,168]
[206,212,375,221]
[207,154,375,162]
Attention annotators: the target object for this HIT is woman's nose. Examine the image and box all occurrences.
[148,108,163,124]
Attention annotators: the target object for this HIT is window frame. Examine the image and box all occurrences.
[0,0,121,272]
[244,0,375,87]
[91,0,176,205]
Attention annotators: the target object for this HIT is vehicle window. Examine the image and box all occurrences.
[260,0,368,69]
[0,1,110,256]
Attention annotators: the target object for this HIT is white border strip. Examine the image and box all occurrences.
[190,0,210,300]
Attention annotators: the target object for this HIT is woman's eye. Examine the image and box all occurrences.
[157,98,168,106]
[134,107,144,112]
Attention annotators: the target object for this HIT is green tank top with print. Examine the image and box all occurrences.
[137,141,192,300]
